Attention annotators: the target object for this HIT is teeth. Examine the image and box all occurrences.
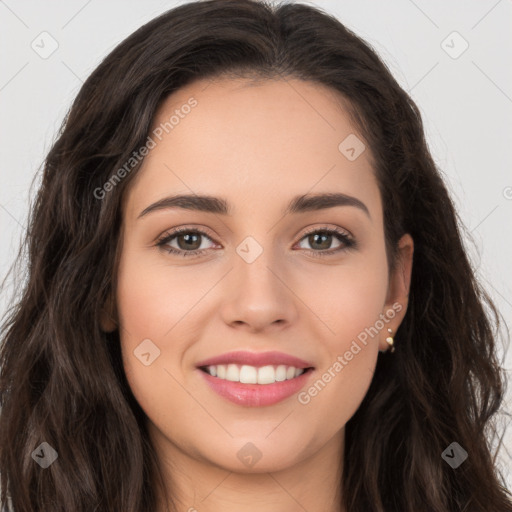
[203,364,306,384]
[257,365,275,385]
[239,365,258,384]
[217,365,226,379]
[226,364,239,381]
[275,365,287,382]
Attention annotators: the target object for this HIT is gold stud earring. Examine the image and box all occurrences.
[385,328,395,353]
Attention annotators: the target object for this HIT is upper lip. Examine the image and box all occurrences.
[196,350,314,369]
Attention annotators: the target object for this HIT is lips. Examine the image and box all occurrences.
[196,350,315,407]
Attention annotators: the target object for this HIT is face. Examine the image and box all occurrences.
[102,77,413,477]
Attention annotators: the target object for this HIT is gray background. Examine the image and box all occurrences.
[1,0,511,489]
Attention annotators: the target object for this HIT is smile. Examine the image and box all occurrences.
[195,350,315,407]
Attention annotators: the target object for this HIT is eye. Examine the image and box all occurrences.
[156,227,217,257]
[295,226,356,258]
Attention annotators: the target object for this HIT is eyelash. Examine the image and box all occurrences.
[155,225,356,259]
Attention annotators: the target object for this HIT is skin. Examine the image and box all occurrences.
[101,76,413,512]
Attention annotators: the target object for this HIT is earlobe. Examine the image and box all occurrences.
[378,327,396,353]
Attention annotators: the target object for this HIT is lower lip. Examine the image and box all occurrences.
[198,368,314,407]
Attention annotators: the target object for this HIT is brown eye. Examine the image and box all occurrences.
[296,227,356,257]
[156,228,217,257]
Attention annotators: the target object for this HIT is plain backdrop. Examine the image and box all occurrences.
[1,0,511,490]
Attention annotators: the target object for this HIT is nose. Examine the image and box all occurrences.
[219,241,299,333]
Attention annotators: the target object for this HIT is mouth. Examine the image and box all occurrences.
[195,351,315,407]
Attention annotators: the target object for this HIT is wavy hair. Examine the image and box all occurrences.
[1,0,511,510]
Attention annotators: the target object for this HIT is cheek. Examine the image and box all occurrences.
[114,246,214,427]
[303,350,377,442]
[294,249,388,423]
[300,251,389,346]
[115,246,209,340]
[298,289,381,436]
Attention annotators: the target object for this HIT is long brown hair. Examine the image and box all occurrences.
[1,1,511,510]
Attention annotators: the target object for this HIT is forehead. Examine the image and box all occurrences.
[123,77,380,220]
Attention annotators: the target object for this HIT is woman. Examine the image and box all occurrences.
[1,0,511,511]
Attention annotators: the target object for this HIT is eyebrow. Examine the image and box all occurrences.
[137,192,370,219]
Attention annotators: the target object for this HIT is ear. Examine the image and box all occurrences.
[99,292,118,333]
[378,233,414,351]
